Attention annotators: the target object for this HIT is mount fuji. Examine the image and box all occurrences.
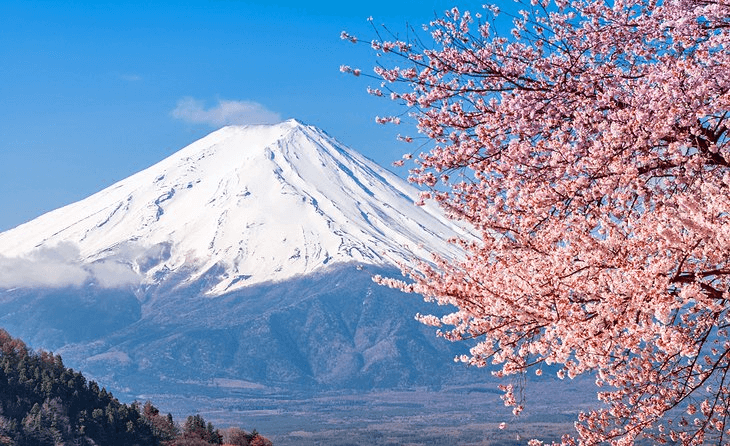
[0,120,485,423]
[0,119,464,295]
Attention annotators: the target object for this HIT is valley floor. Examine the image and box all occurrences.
[138,379,596,446]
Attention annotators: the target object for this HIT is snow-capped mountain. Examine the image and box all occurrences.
[0,119,464,294]
[0,120,486,423]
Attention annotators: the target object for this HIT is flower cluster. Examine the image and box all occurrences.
[362,0,730,444]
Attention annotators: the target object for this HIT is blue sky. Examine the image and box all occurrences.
[0,0,483,232]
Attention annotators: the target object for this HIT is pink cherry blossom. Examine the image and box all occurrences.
[348,0,730,444]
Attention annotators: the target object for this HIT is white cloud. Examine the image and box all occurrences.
[0,242,140,289]
[87,261,141,288]
[171,97,282,126]
[120,73,143,82]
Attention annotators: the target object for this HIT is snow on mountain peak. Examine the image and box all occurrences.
[0,120,467,294]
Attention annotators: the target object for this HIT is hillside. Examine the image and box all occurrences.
[0,328,271,446]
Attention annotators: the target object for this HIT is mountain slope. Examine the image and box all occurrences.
[0,119,465,294]
[0,120,484,420]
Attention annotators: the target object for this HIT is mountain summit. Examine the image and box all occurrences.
[0,119,464,294]
[0,120,484,416]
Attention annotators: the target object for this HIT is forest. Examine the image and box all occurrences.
[0,328,272,446]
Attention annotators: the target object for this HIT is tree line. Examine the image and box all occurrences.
[0,328,271,445]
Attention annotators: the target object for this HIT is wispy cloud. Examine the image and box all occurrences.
[122,74,142,82]
[0,242,140,289]
[119,73,143,82]
[171,97,282,126]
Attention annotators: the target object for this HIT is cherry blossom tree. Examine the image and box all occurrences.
[344,1,729,444]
